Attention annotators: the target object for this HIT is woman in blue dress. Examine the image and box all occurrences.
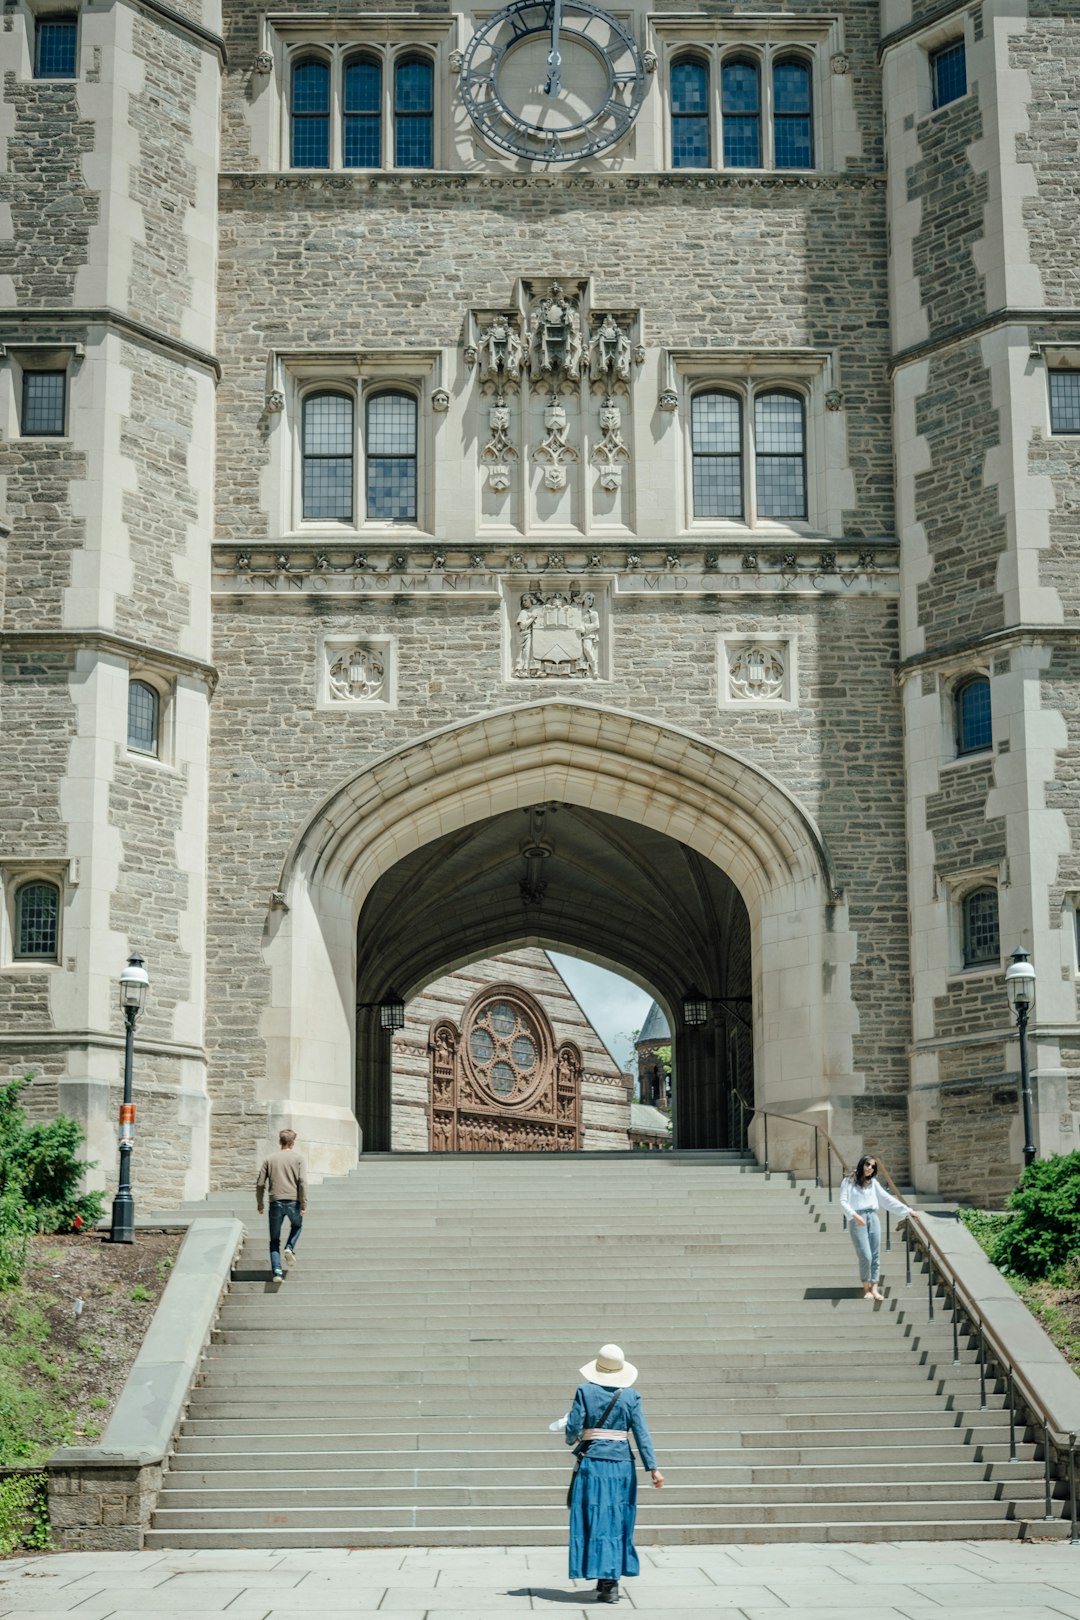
[565,1343,663,1605]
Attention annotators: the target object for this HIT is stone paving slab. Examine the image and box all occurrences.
[2,1544,1079,1618]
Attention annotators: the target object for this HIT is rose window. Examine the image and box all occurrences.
[465,996,542,1105]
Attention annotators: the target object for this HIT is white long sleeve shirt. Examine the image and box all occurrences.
[839,1176,911,1223]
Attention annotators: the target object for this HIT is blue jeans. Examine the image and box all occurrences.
[848,1210,880,1283]
[268,1199,302,1275]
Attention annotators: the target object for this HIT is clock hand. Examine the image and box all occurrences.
[544,0,563,96]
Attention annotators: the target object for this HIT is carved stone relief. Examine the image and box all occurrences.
[322,637,394,707]
[721,638,794,706]
[534,397,578,491]
[512,586,602,680]
[593,396,630,491]
[529,283,584,385]
[482,393,518,492]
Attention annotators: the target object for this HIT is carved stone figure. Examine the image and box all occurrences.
[728,644,786,702]
[482,392,518,492]
[478,314,524,383]
[529,284,583,384]
[512,586,599,679]
[588,315,632,386]
[658,388,679,413]
[593,395,630,491]
[535,397,579,491]
[327,643,386,703]
[431,387,450,412]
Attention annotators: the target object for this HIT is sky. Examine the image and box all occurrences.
[547,953,656,1074]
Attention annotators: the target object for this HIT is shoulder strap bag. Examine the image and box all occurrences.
[565,1388,622,1509]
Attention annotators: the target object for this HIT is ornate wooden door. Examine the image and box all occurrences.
[429,983,582,1151]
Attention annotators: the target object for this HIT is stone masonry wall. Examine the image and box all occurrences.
[126,17,200,340]
[1012,9,1080,308]
[0,424,86,631]
[0,76,98,306]
[907,97,987,341]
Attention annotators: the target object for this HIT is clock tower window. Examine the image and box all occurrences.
[671,56,710,169]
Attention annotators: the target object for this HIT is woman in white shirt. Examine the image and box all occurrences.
[839,1154,913,1302]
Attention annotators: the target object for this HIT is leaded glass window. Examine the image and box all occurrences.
[692,391,743,519]
[35,15,77,77]
[722,57,761,168]
[127,679,160,756]
[22,371,66,436]
[962,887,999,968]
[303,391,354,521]
[773,57,812,169]
[754,390,806,519]
[344,56,382,168]
[930,40,967,109]
[466,996,541,1103]
[291,58,330,168]
[956,675,991,755]
[14,880,60,962]
[394,56,433,169]
[1049,371,1080,436]
[671,58,710,169]
[366,391,416,521]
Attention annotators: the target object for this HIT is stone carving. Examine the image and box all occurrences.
[529,284,583,384]
[643,49,658,73]
[448,48,463,71]
[830,52,850,74]
[633,342,646,365]
[728,644,786,702]
[431,387,450,412]
[593,395,630,491]
[327,643,386,703]
[463,343,478,367]
[236,551,251,571]
[513,587,600,679]
[588,314,632,386]
[658,388,679,412]
[481,393,518,492]
[825,389,843,411]
[253,51,273,73]
[265,389,284,413]
[477,314,525,382]
[535,397,578,490]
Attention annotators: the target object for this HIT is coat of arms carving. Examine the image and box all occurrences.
[514,587,601,679]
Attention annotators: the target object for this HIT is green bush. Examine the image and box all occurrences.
[0,1472,51,1555]
[989,1152,1080,1282]
[0,1076,105,1291]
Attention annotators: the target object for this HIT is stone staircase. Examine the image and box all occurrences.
[147,1152,1065,1547]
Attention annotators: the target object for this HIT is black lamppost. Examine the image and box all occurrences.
[109,951,150,1244]
[1004,945,1037,1169]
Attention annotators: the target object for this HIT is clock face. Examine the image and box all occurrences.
[460,0,647,163]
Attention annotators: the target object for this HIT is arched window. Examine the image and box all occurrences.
[394,56,434,168]
[773,57,813,169]
[366,391,417,521]
[671,58,710,168]
[303,391,354,521]
[722,57,761,168]
[955,675,991,755]
[291,57,330,168]
[15,880,60,962]
[692,391,743,519]
[962,887,999,968]
[127,679,160,756]
[344,56,382,168]
[754,390,806,519]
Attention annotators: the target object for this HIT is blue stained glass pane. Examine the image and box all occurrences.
[931,40,967,108]
[292,59,329,112]
[367,457,417,521]
[672,116,710,168]
[723,113,760,167]
[344,117,381,167]
[1049,371,1080,434]
[775,115,813,169]
[304,458,353,520]
[303,393,353,519]
[345,58,381,113]
[395,58,433,113]
[722,60,759,114]
[755,391,805,518]
[292,118,329,166]
[957,677,991,753]
[35,17,77,77]
[773,60,811,114]
[395,114,433,168]
[672,59,708,114]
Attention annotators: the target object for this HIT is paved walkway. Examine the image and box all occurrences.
[1,1542,1078,1619]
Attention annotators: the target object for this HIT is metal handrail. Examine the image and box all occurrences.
[738,1101,1079,1541]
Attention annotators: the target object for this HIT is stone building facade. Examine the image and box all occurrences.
[2,0,1078,1207]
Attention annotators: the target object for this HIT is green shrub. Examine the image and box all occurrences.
[989,1152,1080,1281]
[958,1206,1011,1255]
[0,1186,33,1292]
[0,1077,104,1291]
[0,1473,51,1555]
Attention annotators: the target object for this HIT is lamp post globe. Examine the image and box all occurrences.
[110,951,150,1244]
[1004,946,1037,1169]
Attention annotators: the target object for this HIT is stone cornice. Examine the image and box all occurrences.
[0,309,220,380]
[890,309,1080,374]
[123,0,228,62]
[220,169,887,201]
[897,625,1080,682]
[0,630,218,693]
[0,1029,207,1064]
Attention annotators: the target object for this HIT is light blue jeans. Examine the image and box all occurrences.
[848,1210,881,1283]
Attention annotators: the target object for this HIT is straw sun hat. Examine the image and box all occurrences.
[580,1343,638,1388]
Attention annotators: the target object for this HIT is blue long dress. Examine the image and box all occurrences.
[564,1382,657,1581]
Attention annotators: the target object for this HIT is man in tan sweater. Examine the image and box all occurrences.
[255,1128,307,1283]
